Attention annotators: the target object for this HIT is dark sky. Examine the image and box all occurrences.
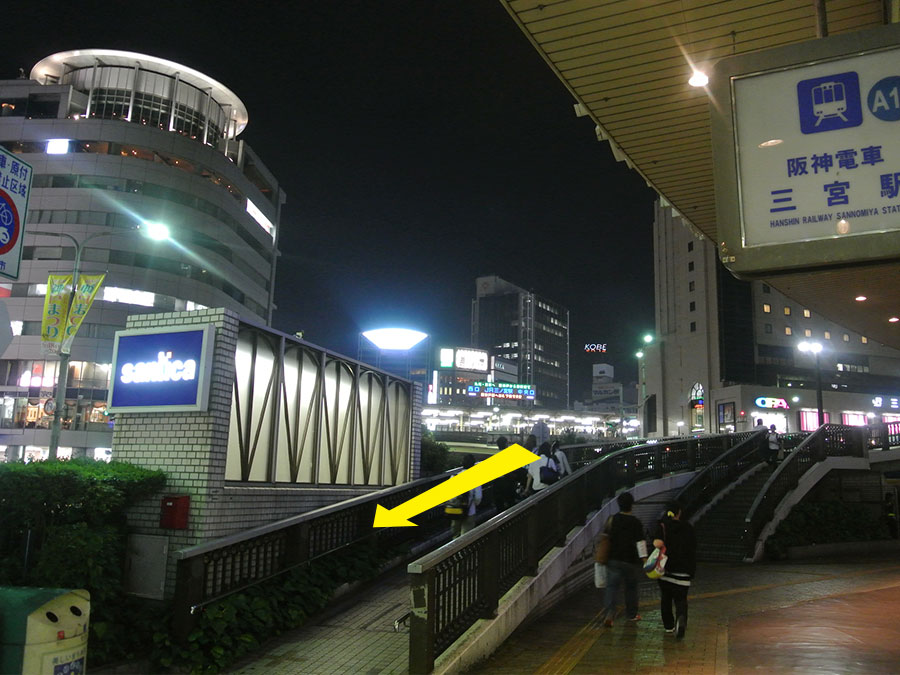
[3,0,656,400]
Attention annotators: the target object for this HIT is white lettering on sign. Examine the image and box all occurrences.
[120,351,197,384]
[584,343,607,352]
[755,396,789,409]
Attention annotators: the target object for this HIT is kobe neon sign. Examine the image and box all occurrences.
[120,351,197,384]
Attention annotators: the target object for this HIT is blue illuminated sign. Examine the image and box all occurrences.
[108,325,215,412]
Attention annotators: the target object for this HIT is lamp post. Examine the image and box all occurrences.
[36,223,170,459]
[635,334,653,437]
[798,341,824,427]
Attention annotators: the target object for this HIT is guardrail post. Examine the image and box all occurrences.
[409,568,436,675]
[478,530,500,619]
[525,508,540,576]
[687,439,697,471]
[284,522,311,566]
[172,555,205,642]
[626,453,636,488]
[654,445,664,479]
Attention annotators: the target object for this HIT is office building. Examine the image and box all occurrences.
[643,201,900,437]
[471,275,569,408]
[0,49,285,461]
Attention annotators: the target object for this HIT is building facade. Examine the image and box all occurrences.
[643,201,900,437]
[0,49,285,461]
[471,275,569,408]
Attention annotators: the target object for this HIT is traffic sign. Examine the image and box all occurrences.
[0,145,32,280]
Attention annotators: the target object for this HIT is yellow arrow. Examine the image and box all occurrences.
[373,443,540,528]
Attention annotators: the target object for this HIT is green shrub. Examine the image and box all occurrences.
[420,430,451,476]
[150,540,404,673]
[0,458,167,664]
[765,500,891,559]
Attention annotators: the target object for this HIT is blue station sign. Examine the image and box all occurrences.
[108,325,215,412]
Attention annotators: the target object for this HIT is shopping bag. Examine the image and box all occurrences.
[643,546,667,579]
[594,533,611,564]
[594,562,607,588]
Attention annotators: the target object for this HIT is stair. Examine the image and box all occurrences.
[692,464,776,562]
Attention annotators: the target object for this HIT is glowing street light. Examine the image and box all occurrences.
[798,341,825,427]
[32,223,171,459]
[362,328,428,351]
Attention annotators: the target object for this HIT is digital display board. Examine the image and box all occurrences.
[466,381,535,400]
[455,348,488,372]
[108,325,215,412]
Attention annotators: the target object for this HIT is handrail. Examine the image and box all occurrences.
[742,424,868,558]
[406,431,755,674]
[674,429,768,518]
[171,469,459,640]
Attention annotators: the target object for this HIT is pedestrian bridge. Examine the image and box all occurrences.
[164,422,900,673]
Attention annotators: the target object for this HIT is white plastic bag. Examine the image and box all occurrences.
[594,562,607,588]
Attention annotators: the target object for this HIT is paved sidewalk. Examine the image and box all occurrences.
[229,554,900,674]
[472,556,900,674]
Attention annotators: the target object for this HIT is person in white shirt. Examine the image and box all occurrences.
[525,442,559,494]
[551,440,573,477]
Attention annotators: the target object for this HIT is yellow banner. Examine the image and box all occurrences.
[61,273,105,354]
[41,274,72,356]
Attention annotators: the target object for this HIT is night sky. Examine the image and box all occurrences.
[3,1,656,400]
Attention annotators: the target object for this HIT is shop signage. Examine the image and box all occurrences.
[467,382,535,400]
[455,348,488,372]
[755,396,790,409]
[0,145,32,280]
[584,343,607,352]
[108,325,215,412]
[873,395,900,409]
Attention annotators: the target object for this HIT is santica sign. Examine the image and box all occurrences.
[108,325,215,412]
[119,351,197,384]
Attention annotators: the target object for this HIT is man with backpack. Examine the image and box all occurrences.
[524,442,559,495]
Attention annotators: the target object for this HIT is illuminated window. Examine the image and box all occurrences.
[785,326,792,336]
[800,410,830,430]
[842,412,866,426]
[763,304,771,313]
[804,329,812,337]
[843,334,850,342]
[803,309,811,318]
[784,306,791,316]
[862,336,868,344]
[824,331,831,340]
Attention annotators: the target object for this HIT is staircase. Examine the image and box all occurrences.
[692,464,776,562]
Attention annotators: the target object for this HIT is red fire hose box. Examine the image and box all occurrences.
[160,495,190,529]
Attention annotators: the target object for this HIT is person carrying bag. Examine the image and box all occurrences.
[593,516,612,588]
[652,500,697,640]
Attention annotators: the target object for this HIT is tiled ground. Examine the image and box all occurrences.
[229,556,900,674]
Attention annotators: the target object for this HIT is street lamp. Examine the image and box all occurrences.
[798,341,824,427]
[33,223,171,459]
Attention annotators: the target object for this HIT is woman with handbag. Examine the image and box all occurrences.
[652,500,697,640]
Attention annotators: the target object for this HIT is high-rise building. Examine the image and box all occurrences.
[643,201,900,437]
[471,275,569,408]
[0,49,285,461]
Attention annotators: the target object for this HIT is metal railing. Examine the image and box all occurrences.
[406,432,757,674]
[742,423,871,558]
[171,471,455,640]
[675,430,808,517]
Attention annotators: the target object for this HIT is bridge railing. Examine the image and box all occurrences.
[406,431,756,674]
[171,470,457,640]
[742,423,869,558]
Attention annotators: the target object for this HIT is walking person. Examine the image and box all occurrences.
[551,440,573,478]
[447,454,482,539]
[525,442,559,495]
[492,436,519,510]
[766,424,780,466]
[603,491,648,626]
[652,500,696,639]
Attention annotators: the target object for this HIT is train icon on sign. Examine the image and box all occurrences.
[811,81,848,125]
[797,71,862,134]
